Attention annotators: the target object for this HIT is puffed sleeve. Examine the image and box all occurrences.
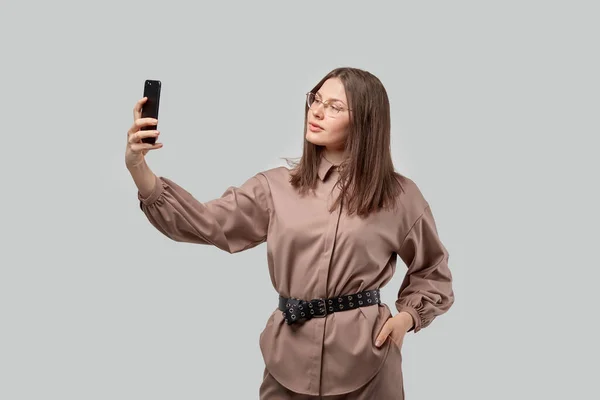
[137,173,271,254]
[395,204,454,333]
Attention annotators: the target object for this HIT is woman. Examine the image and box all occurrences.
[125,67,454,399]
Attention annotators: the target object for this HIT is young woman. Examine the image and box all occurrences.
[125,67,455,399]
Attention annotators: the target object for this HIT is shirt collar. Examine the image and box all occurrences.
[318,154,340,181]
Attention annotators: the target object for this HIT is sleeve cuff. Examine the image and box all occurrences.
[138,175,165,206]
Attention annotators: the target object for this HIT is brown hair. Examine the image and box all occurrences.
[285,67,405,218]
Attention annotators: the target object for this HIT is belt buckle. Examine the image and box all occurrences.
[308,298,327,318]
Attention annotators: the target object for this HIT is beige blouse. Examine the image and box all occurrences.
[137,154,454,396]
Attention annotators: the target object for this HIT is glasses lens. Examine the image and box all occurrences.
[307,93,314,107]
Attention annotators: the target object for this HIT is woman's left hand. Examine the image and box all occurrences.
[375,311,414,349]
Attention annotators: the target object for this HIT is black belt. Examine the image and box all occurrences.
[278,289,380,325]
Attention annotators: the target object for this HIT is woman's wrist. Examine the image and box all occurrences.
[127,160,156,199]
[395,311,415,332]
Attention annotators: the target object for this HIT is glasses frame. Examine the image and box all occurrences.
[306,92,352,116]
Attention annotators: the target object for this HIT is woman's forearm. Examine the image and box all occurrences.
[127,160,157,199]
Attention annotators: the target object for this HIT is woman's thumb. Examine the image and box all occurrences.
[375,321,392,348]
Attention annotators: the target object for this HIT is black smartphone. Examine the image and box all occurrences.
[141,79,161,144]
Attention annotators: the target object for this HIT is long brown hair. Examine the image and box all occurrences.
[286,67,405,218]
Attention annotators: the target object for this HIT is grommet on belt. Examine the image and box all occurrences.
[278,289,380,325]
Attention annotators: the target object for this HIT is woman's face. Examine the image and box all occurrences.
[305,77,351,151]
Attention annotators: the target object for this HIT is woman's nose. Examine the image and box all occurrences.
[311,103,325,118]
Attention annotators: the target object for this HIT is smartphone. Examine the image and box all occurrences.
[140,79,161,144]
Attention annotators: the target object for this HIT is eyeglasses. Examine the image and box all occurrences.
[306,92,352,117]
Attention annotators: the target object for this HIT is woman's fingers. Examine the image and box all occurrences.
[130,142,163,152]
[127,117,158,136]
[375,320,393,347]
[126,100,162,165]
[133,97,147,120]
[128,130,159,144]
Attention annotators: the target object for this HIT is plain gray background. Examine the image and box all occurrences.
[1,0,598,398]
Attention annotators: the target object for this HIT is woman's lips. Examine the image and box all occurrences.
[308,123,323,132]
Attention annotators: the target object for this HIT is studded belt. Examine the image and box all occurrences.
[278,289,381,325]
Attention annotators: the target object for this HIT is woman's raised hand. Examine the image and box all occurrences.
[125,97,163,169]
